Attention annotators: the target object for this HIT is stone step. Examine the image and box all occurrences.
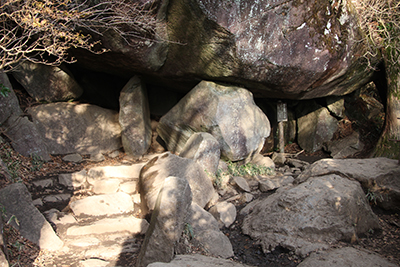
[70,192,134,217]
[66,216,149,236]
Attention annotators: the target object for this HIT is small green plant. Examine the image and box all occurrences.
[366,189,384,205]
[5,159,21,183]
[226,160,275,177]
[7,215,20,226]
[213,169,224,189]
[10,239,24,267]
[1,145,22,182]
[183,223,194,240]
[0,204,7,223]
[30,153,44,172]
[0,83,10,97]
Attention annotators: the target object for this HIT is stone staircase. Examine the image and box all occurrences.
[32,162,151,266]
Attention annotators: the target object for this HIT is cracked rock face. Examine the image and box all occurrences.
[172,0,373,98]
[72,0,373,100]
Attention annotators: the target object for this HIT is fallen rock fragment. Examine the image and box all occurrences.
[209,201,237,228]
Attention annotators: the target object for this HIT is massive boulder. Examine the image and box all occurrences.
[72,0,373,100]
[157,81,270,161]
[27,102,122,155]
[12,61,82,102]
[297,157,400,211]
[119,76,152,157]
[242,174,380,256]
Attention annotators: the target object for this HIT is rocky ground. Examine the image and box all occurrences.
[0,140,399,267]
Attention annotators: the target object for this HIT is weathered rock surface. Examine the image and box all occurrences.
[119,76,152,158]
[250,153,275,170]
[87,164,144,179]
[297,101,338,152]
[139,152,214,214]
[137,176,192,267]
[62,153,83,163]
[0,183,63,251]
[258,175,294,192]
[157,81,270,161]
[0,72,22,125]
[28,102,121,155]
[87,178,122,194]
[79,258,109,267]
[326,96,345,119]
[242,174,380,256]
[6,154,399,266]
[297,157,400,211]
[323,131,364,159]
[70,192,134,217]
[230,176,251,193]
[74,0,373,100]
[12,61,82,102]
[3,115,50,161]
[182,204,234,258]
[44,209,77,225]
[209,201,236,228]
[179,132,221,175]
[66,216,149,236]
[58,169,87,189]
[271,152,286,166]
[298,247,399,267]
[147,254,252,267]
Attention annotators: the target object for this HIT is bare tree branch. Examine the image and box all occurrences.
[0,0,160,72]
[353,0,400,69]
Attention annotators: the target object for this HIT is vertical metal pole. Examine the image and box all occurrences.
[277,101,287,154]
[279,121,284,153]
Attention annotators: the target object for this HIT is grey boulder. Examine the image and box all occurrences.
[298,247,399,267]
[12,61,82,102]
[179,132,221,175]
[242,174,380,256]
[28,102,121,155]
[157,81,270,161]
[297,157,400,211]
[0,183,63,251]
[139,152,214,214]
[119,76,152,158]
[137,176,192,267]
[147,254,252,267]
